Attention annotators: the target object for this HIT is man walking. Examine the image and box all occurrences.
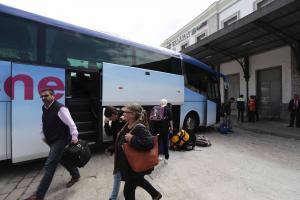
[26,88,80,200]
[288,94,300,128]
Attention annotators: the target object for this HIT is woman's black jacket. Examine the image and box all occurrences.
[113,123,153,180]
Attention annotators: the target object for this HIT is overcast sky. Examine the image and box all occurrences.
[0,0,216,47]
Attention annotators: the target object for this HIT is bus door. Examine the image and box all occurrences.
[102,62,184,142]
[11,63,65,163]
[206,76,220,126]
[65,69,100,144]
[0,61,11,161]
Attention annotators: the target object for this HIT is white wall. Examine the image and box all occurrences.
[220,60,244,102]
[220,46,292,103]
[219,0,256,29]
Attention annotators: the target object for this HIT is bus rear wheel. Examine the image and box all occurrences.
[183,113,199,134]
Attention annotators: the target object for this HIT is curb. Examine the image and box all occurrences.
[234,125,300,140]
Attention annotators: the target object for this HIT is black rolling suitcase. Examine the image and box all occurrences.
[62,140,91,168]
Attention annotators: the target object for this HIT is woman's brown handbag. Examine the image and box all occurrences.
[122,136,159,173]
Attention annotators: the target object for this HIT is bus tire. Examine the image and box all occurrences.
[183,112,199,134]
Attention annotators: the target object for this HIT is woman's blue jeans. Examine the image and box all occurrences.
[110,171,121,200]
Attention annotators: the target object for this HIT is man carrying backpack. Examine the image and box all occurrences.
[150,99,173,163]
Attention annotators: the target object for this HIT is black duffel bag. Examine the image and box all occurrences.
[62,140,91,168]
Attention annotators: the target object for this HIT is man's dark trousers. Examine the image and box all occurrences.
[289,110,300,127]
[238,109,244,122]
[36,139,79,198]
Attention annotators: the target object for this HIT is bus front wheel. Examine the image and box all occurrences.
[183,113,199,134]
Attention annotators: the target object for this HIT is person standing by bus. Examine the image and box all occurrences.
[104,106,125,155]
[104,106,125,200]
[221,97,235,129]
[150,99,173,163]
[26,88,80,200]
[115,103,162,200]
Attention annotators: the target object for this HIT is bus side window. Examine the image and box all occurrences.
[0,14,37,62]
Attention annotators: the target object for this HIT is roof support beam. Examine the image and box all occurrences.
[203,44,250,81]
[291,42,300,75]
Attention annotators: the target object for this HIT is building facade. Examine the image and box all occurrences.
[161,0,300,121]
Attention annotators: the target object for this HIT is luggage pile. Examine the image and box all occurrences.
[170,129,212,151]
[170,129,195,151]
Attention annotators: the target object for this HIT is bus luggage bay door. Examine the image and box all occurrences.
[0,61,11,161]
[11,63,65,163]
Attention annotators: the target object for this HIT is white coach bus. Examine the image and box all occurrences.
[0,4,227,163]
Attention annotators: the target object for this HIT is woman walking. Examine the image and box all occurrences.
[114,103,162,200]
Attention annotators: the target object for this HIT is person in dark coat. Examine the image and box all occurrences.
[104,106,125,154]
[288,94,300,127]
[104,106,126,200]
[236,95,245,123]
[114,103,162,200]
[221,97,235,129]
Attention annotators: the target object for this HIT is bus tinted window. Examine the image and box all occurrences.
[45,27,133,69]
[184,63,208,94]
[0,14,37,62]
[134,48,182,75]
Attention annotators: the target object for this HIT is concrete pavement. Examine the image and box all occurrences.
[0,121,299,200]
[229,117,300,140]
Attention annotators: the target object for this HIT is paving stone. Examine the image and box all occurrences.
[17,178,33,189]
[0,194,7,200]
[8,175,24,183]
[0,182,17,195]
[5,187,26,200]
[24,170,39,179]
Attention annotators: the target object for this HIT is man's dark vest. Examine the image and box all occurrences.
[42,101,70,144]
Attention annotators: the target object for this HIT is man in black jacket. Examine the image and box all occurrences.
[236,94,245,123]
[26,89,80,200]
[288,94,300,127]
[104,106,125,154]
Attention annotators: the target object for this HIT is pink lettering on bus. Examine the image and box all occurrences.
[38,76,64,100]
[4,74,33,100]
[4,74,64,100]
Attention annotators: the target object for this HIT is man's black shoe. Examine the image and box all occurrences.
[66,175,80,188]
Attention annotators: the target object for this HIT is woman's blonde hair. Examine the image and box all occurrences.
[123,103,149,128]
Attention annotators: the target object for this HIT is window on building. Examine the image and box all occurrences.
[0,14,37,62]
[223,14,238,28]
[196,33,206,42]
[181,43,188,50]
[256,0,274,9]
[198,21,207,30]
